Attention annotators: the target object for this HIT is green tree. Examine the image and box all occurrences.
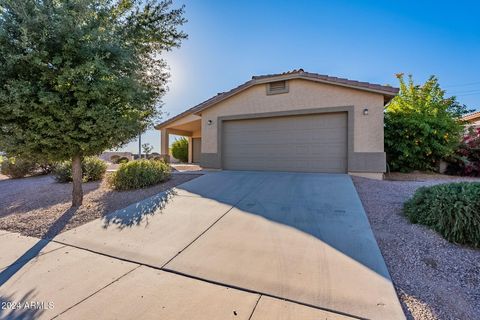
[385,74,470,172]
[142,143,153,158]
[0,0,186,206]
[171,137,188,162]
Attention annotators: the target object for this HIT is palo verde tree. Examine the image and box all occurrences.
[385,74,470,172]
[0,0,187,206]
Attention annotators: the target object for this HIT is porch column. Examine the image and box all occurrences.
[160,128,169,162]
[187,137,193,163]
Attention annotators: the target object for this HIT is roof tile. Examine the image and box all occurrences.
[156,70,399,129]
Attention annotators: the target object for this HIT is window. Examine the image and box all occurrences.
[266,80,289,95]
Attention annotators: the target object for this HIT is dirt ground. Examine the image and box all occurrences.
[0,173,201,238]
[353,175,480,320]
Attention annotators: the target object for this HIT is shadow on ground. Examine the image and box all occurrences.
[101,189,177,229]
[175,171,392,280]
[0,207,78,286]
[0,290,46,320]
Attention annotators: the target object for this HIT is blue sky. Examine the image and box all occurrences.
[119,0,480,153]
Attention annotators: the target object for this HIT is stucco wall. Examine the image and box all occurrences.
[200,79,385,154]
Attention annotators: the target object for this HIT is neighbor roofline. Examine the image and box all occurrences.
[462,111,480,121]
[155,70,399,130]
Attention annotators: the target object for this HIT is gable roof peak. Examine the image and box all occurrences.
[155,70,399,129]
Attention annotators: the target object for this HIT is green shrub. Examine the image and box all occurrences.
[385,74,469,172]
[82,157,108,181]
[404,182,480,247]
[110,155,120,163]
[53,157,107,183]
[171,137,188,162]
[118,157,129,164]
[0,157,37,178]
[108,159,171,190]
[38,161,55,175]
[53,161,73,182]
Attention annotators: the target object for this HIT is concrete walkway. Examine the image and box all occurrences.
[0,171,405,319]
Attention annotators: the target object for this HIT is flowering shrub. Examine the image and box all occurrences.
[446,127,480,176]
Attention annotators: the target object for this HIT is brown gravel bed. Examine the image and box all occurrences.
[386,171,480,181]
[352,176,480,320]
[0,174,201,238]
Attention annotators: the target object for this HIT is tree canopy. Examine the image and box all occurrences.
[385,74,470,172]
[0,0,187,205]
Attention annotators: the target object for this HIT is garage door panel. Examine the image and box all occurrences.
[222,113,347,173]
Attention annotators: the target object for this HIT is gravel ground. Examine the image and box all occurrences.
[171,164,203,172]
[352,176,480,320]
[0,173,201,238]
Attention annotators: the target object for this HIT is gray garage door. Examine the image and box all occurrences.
[222,112,347,173]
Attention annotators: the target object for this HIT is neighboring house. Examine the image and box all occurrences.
[155,69,398,179]
[462,111,480,131]
[100,151,133,162]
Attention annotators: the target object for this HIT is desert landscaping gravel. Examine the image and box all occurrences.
[353,175,480,320]
[0,173,201,238]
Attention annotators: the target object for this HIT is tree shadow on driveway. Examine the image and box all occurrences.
[0,207,78,287]
[0,290,46,320]
[101,189,177,229]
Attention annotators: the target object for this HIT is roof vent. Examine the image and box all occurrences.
[267,80,289,95]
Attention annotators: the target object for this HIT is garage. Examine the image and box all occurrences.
[222,112,348,172]
[156,69,398,179]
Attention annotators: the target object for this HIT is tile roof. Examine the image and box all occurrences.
[252,69,399,94]
[462,110,480,121]
[155,69,399,129]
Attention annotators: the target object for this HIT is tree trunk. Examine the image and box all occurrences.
[71,154,83,207]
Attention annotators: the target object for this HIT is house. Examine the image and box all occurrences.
[155,69,398,179]
[462,111,480,130]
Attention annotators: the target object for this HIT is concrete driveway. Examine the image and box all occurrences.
[0,171,405,319]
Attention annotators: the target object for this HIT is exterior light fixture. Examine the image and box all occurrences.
[363,108,369,116]
[207,120,213,125]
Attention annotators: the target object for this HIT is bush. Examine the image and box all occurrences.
[53,161,73,182]
[83,157,108,181]
[171,137,188,162]
[53,157,107,182]
[108,159,171,190]
[118,157,129,164]
[446,127,480,177]
[404,182,480,247]
[110,155,120,163]
[38,161,55,175]
[0,157,37,178]
[385,74,469,172]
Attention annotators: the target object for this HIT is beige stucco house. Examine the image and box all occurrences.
[155,69,398,179]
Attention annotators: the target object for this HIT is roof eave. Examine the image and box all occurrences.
[155,73,399,129]
[191,75,398,115]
